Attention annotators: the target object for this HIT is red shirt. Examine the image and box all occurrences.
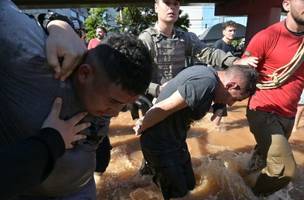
[244,21,304,117]
[87,38,101,50]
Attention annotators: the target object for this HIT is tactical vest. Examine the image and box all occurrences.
[143,27,192,84]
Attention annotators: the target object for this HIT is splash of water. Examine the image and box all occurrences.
[95,145,304,200]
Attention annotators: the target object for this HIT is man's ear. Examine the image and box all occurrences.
[77,64,94,83]
[282,0,290,12]
[225,82,238,89]
[154,2,159,14]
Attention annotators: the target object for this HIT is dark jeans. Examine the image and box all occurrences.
[95,136,112,173]
[142,147,195,200]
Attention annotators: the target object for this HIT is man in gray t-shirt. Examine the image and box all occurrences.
[0,0,152,199]
[135,65,258,200]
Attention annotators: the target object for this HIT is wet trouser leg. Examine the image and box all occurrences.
[246,109,296,196]
[95,117,112,173]
[156,159,195,200]
[142,148,195,200]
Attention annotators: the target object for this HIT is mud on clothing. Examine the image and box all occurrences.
[140,65,218,199]
[246,109,296,195]
[0,0,108,197]
[243,21,304,195]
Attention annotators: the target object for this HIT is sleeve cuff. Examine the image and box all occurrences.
[32,128,65,161]
[223,56,238,68]
[146,82,160,97]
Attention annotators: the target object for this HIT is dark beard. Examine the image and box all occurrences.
[285,15,304,36]
[294,17,304,26]
[293,17,304,36]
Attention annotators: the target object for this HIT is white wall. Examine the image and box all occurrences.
[180,6,203,35]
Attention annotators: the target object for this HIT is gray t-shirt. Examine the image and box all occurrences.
[0,0,105,196]
[140,65,218,153]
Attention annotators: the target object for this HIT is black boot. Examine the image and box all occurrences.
[252,173,291,196]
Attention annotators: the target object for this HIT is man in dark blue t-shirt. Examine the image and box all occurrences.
[214,21,238,55]
[135,65,258,200]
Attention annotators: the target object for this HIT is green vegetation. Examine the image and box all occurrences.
[84,7,190,39]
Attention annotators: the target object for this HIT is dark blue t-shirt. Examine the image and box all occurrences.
[140,65,218,152]
[214,39,236,54]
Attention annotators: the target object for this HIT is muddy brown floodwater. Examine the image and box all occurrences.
[95,100,304,200]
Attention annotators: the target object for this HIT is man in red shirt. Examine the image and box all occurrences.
[88,26,107,49]
[244,0,304,196]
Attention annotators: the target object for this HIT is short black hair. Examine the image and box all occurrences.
[87,33,152,95]
[222,20,237,30]
[225,65,258,96]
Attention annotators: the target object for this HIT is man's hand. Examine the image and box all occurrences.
[211,114,222,126]
[210,108,224,126]
[233,56,259,68]
[133,117,144,136]
[42,97,90,149]
[46,20,87,81]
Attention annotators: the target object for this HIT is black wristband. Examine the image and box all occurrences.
[39,12,75,35]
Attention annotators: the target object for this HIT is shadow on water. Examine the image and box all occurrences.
[227,103,248,112]
[224,118,249,132]
[109,124,135,137]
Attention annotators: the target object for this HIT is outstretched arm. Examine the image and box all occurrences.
[190,34,258,68]
[134,90,188,135]
[196,47,258,68]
